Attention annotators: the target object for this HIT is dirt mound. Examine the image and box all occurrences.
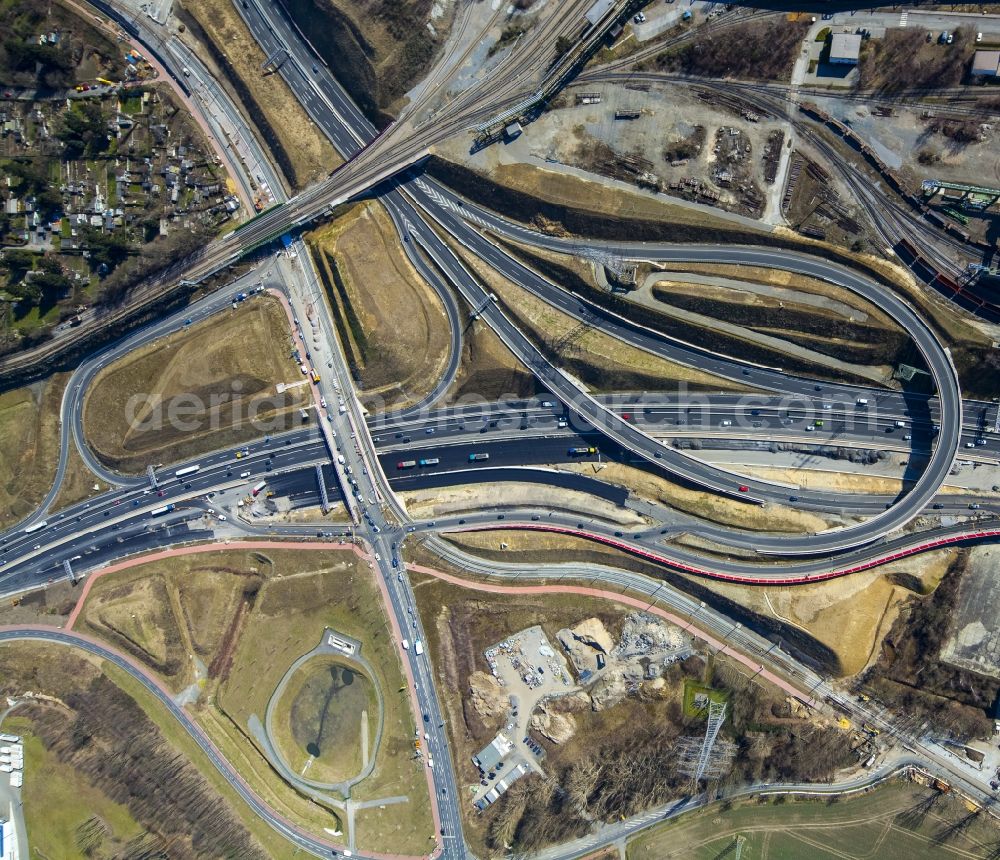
[558,617,613,675]
[469,671,508,724]
[530,705,577,744]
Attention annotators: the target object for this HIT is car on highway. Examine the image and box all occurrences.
[738,485,749,492]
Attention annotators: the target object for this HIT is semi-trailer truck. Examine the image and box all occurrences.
[251,481,266,497]
[151,504,175,516]
[174,465,201,478]
[468,453,489,462]
[397,460,417,469]
[418,458,440,466]
[567,446,597,456]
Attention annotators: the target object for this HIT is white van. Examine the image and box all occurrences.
[240,471,251,479]
[402,639,410,650]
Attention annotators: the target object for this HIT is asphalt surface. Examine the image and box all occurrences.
[0,627,346,858]
[231,0,968,555]
[1,4,996,858]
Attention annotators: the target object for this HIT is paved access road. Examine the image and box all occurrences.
[232,0,967,556]
[0,626,349,858]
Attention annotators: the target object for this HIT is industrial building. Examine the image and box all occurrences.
[472,733,513,773]
[972,50,1000,77]
[829,33,862,65]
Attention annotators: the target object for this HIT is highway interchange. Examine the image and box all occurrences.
[4,0,1000,858]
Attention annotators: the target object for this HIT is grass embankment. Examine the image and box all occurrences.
[557,461,836,533]
[444,294,539,402]
[499,237,904,386]
[270,655,377,784]
[649,277,912,369]
[74,548,433,854]
[0,374,64,529]
[82,295,308,473]
[426,156,773,243]
[400,481,646,526]
[627,779,1000,860]
[176,0,341,189]
[308,201,451,410]
[447,236,754,394]
[280,0,449,123]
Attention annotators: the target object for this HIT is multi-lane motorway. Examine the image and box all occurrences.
[2,0,1000,857]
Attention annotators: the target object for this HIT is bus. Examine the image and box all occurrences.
[251,481,267,497]
[23,521,47,534]
[150,504,175,517]
[468,453,489,462]
[175,465,201,478]
[397,460,416,470]
[418,458,440,467]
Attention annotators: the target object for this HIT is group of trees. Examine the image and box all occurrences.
[860,553,997,742]
[7,159,62,220]
[1,249,71,306]
[58,101,112,159]
[486,721,687,853]
[485,653,861,856]
[0,1,77,89]
[26,675,269,860]
[858,27,975,92]
[654,19,809,81]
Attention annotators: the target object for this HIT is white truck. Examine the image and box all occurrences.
[414,640,424,655]
[401,638,410,650]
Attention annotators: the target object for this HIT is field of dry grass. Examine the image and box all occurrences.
[75,548,432,854]
[177,0,340,190]
[400,482,646,525]
[50,441,106,513]
[647,262,898,325]
[560,461,838,533]
[453,240,755,394]
[444,296,538,403]
[83,295,307,472]
[628,779,1000,860]
[0,374,67,529]
[308,202,451,410]
[214,549,432,854]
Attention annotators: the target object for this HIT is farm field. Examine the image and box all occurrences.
[627,781,1000,860]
